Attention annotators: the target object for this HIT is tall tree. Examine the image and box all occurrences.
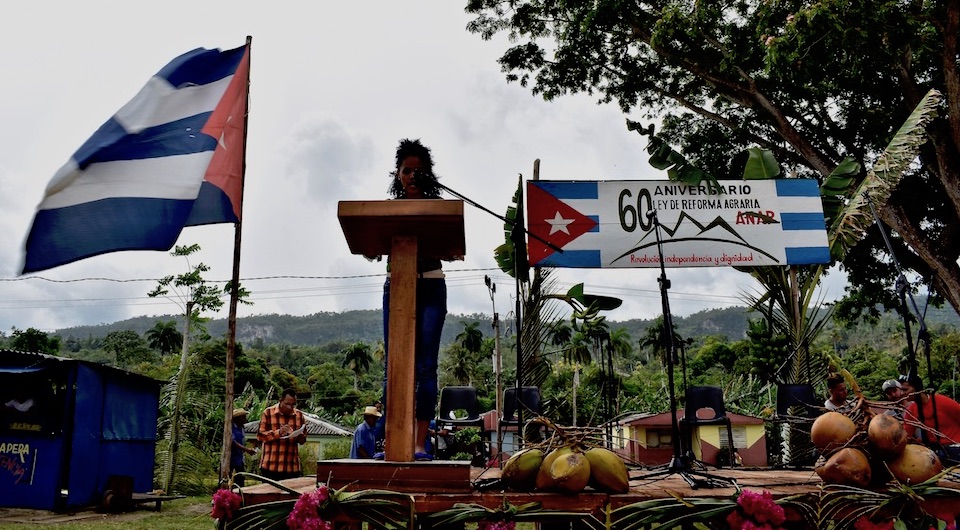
[147,320,183,356]
[9,327,60,354]
[456,321,484,356]
[466,1,960,316]
[445,344,475,386]
[102,329,155,367]
[149,243,226,494]
[341,341,373,391]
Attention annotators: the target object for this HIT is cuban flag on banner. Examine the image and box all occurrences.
[21,43,250,274]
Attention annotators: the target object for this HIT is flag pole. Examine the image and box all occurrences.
[219,35,252,486]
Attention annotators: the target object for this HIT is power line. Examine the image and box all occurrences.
[0,268,746,314]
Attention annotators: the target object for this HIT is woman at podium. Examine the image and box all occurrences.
[377,138,448,461]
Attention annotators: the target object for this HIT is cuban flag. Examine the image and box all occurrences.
[21,43,250,274]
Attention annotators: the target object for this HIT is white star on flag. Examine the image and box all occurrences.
[546,211,574,235]
[219,115,232,149]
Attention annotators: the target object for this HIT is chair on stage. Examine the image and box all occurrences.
[774,383,818,420]
[680,385,738,468]
[436,386,484,430]
[498,386,543,454]
[769,383,819,467]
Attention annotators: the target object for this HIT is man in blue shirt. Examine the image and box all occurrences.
[350,406,382,459]
[230,408,256,485]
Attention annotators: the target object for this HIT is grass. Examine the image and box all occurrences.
[0,496,213,529]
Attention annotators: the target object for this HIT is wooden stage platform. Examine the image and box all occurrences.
[238,461,960,527]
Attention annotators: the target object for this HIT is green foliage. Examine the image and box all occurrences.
[10,327,60,354]
[340,341,373,390]
[842,345,901,401]
[102,329,157,367]
[627,121,722,189]
[745,318,791,384]
[494,177,527,280]
[146,320,183,356]
[148,244,226,317]
[322,438,351,460]
[268,365,300,394]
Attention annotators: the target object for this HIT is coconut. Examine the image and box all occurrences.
[811,411,858,453]
[549,451,591,493]
[500,448,544,491]
[866,414,907,460]
[888,444,943,485]
[536,446,572,491]
[584,447,630,493]
[815,447,872,487]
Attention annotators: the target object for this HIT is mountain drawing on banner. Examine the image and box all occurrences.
[527,182,598,265]
[610,211,776,264]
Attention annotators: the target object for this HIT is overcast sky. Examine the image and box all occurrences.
[0,1,847,334]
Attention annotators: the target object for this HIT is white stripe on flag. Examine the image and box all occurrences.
[38,152,215,209]
[115,75,235,133]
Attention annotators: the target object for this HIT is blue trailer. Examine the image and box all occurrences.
[0,350,161,511]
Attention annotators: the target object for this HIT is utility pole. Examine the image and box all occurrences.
[486,276,502,423]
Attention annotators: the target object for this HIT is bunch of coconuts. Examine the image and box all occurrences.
[499,421,630,494]
[812,373,943,488]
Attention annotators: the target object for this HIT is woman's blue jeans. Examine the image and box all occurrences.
[375,278,447,442]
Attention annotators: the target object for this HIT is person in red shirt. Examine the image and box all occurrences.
[257,388,307,480]
[902,375,960,464]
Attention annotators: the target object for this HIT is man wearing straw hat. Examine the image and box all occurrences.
[350,405,382,459]
[230,408,256,485]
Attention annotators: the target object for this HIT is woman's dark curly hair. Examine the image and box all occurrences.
[388,138,442,198]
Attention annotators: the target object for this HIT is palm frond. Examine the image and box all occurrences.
[609,497,737,530]
[225,499,296,530]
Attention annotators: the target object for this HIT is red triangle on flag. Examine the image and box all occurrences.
[201,45,250,221]
[526,182,597,264]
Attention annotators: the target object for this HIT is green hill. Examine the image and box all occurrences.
[51,300,960,349]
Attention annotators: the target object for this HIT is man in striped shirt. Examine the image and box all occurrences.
[257,388,307,480]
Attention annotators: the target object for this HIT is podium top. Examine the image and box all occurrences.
[338,199,465,258]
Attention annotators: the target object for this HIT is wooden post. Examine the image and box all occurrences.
[385,235,418,461]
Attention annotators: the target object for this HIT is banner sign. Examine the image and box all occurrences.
[526,179,830,269]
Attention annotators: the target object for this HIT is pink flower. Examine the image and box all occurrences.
[287,485,333,530]
[737,490,785,526]
[727,510,745,529]
[728,490,785,530]
[211,489,242,521]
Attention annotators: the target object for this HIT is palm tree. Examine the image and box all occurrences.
[456,321,484,356]
[147,320,183,356]
[608,328,634,369]
[566,331,593,365]
[546,320,573,356]
[638,316,685,367]
[446,344,473,385]
[341,341,373,391]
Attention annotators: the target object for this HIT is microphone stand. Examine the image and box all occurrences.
[864,194,936,443]
[642,210,737,489]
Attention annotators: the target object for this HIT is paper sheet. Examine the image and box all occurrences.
[281,425,306,439]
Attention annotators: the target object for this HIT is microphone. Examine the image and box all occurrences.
[646,209,657,220]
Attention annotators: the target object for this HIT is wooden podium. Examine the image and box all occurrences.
[338,199,465,462]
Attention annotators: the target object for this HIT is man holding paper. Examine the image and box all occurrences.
[257,388,307,480]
